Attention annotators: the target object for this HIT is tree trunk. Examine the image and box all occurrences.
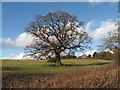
[55,52,63,67]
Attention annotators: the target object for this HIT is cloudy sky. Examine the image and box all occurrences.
[1,2,118,59]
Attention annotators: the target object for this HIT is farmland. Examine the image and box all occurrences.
[2,59,111,74]
[2,59,118,88]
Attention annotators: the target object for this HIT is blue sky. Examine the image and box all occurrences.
[1,2,118,59]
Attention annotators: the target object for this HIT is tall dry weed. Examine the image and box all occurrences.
[44,65,120,88]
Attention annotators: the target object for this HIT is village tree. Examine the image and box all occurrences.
[24,11,92,66]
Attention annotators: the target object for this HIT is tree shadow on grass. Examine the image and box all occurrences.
[2,67,28,71]
[45,62,111,67]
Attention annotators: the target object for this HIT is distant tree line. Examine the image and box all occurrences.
[92,51,114,60]
[48,51,115,62]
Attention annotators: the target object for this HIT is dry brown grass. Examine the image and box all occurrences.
[2,73,53,88]
[44,65,120,88]
[2,65,120,88]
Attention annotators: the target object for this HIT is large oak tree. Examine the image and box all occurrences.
[24,11,92,66]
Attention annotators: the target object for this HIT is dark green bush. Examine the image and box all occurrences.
[93,51,114,60]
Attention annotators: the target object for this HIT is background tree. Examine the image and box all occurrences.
[98,22,120,65]
[98,31,119,52]
[87,54,91,58]
[24,11,92,66]
[93,52,97,57]
[92,51,113,60]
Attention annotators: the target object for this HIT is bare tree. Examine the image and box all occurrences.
[98,22,120,67]
[24,11,92,66]
[98,31,119,52]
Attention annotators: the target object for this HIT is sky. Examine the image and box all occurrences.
[1,2,118,59]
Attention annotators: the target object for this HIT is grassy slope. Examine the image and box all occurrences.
[2,59,111,74]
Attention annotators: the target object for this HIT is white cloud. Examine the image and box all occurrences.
[61,52,67,56]
[88,0,103,6]
[88,0,118,6]
[2,52,34,60]
[85,20,94,32]
[2,53,24,59]
[1,33,34,48]
[84,50,97,57]
[88,0,103,2]
[85,19,117,40]
[1,19,117,49]
[2,52,48,60]
[79,50,97,57]
[14,33,34,48]
[104,49,114,53]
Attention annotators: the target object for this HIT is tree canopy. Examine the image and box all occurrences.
[24,11,92,66]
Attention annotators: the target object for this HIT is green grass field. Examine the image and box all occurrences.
[3,59,119,88]
[2,59,112,74]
